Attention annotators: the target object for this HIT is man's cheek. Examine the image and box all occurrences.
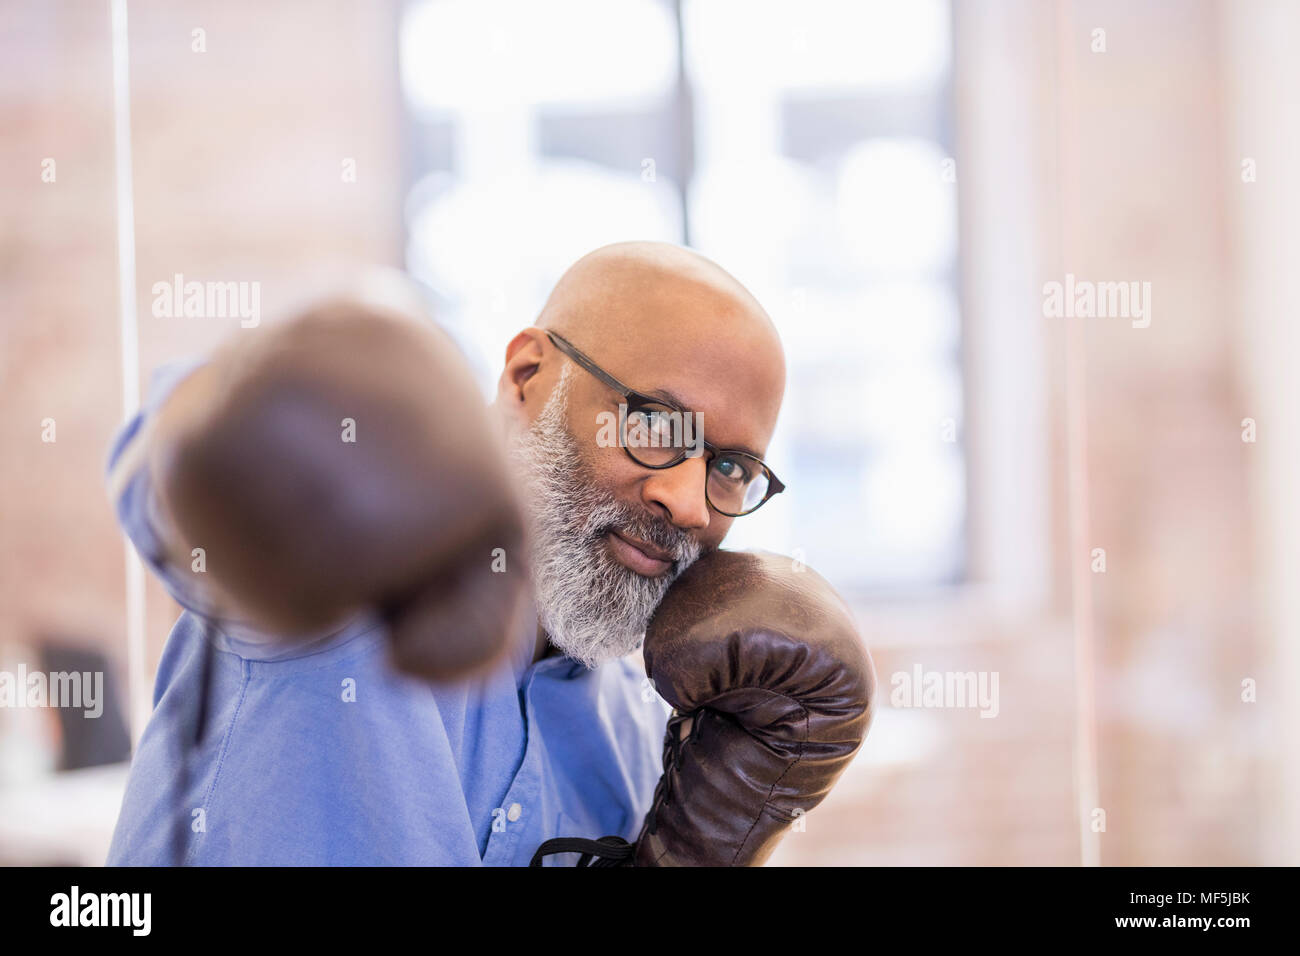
[586,452,646,505]
[576,398,624,457]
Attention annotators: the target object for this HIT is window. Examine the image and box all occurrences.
[400,0,963,589]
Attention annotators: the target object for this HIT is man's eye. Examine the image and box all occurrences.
[624,407,677,448]
[646,412,675,439]
[713,456,750,483]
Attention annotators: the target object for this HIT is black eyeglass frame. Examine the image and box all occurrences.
[545,330,786,517]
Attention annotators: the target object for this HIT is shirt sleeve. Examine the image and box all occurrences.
[106,356,223,620]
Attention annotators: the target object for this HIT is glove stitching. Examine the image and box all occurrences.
[682,690,811,867]
[730,707,807,866]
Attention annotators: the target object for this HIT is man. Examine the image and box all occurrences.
[106,241,787,865]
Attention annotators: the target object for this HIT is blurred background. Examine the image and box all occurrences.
[0,0,1296,865]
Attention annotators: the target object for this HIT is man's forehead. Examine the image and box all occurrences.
[539,241,786,447]
[565,283,784,451]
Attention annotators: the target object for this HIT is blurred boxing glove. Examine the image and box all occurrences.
[531,549,874,866]
[149,294,530,681]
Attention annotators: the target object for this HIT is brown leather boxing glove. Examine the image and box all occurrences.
[531,548,874,867]
[151,294,530,681]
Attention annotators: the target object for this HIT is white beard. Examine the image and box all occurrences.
[508,365,702,668]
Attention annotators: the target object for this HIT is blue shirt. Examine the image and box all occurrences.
[105,359,671,866]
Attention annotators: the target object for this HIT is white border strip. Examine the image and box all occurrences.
[110,0,148,745]
[1054,0,1102,868]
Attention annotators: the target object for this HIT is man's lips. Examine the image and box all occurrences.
[605,529,674,577]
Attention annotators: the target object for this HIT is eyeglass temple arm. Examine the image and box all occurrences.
[545,331,634,399]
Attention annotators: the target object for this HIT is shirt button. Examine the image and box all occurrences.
[507,803,522,822]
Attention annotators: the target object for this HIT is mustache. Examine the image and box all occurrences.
[587,502,701,566]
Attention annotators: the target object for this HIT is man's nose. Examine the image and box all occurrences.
[640,455,711,531]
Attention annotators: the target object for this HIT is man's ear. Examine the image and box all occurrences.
[496,328,546,407]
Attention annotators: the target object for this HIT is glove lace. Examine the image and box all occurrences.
[528,835,634,867]
[644,709,706,837]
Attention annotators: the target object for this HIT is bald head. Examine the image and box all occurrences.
[539,241,780,357]
[523,242,785,469]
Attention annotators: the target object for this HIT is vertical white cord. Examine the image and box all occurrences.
[1055,0,1101,868]
[110,0,148,745]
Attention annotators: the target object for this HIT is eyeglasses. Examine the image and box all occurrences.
[545,330,785,517]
